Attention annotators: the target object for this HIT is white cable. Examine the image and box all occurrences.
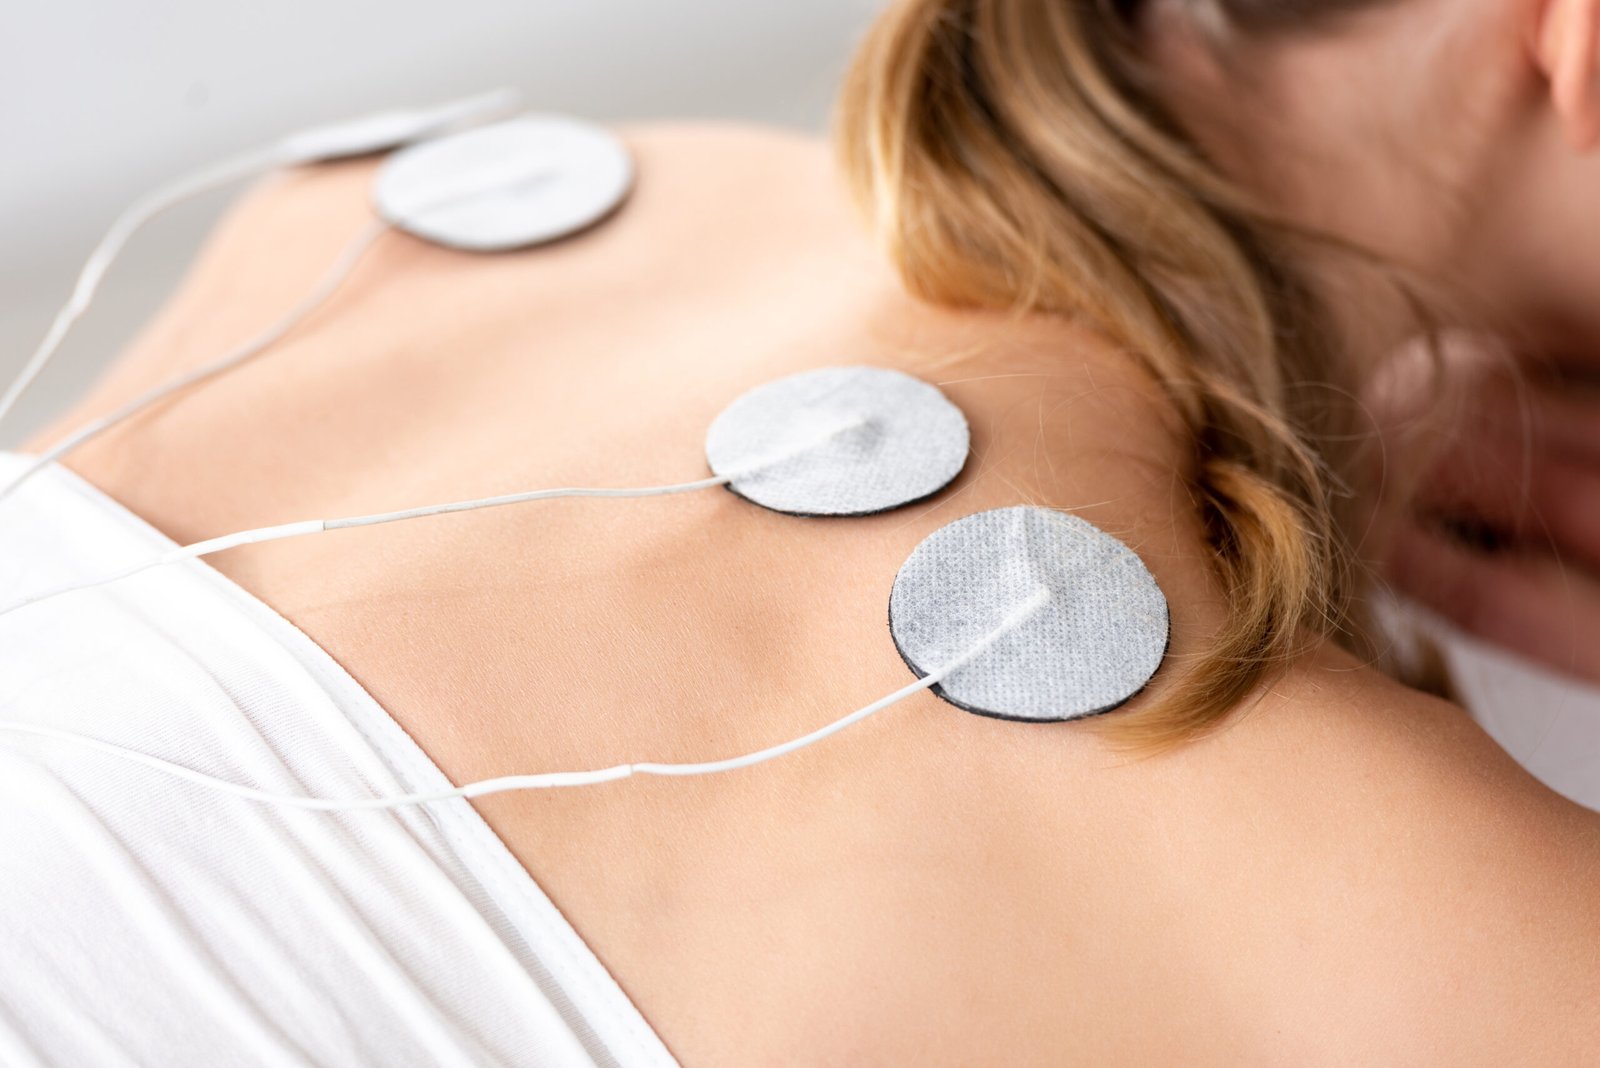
[0,88,523,445]
[0,411,870,619]
[325,474,735,532]
[0,220,390,505]
[0,478,729,619]
[0,146,289,437]
[0,589,1049,811]
[0,152,555,502]
[0,124,615,502]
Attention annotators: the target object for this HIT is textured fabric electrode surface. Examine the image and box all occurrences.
[890,506,1169,721]
[372,116,635,252]
[704,365,970,516]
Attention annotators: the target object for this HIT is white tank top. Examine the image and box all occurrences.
[0,453,678,1067]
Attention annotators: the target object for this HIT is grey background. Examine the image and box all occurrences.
[0,0,880,443]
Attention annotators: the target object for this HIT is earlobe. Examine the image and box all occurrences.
[1535,0,1600,150]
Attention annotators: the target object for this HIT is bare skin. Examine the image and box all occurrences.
[24,124,1600,1064]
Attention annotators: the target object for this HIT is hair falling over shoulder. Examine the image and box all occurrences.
[835,0,1392,748]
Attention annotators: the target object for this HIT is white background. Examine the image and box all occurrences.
[0,0,879,441]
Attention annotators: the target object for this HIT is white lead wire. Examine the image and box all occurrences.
[0,150,567,502]
[0,414,867,619]
[0,145,621,502]
[0,90,524,443]
[0,476,734,619]
[0,146,289,436]
[0,589,1048,811]
[0,220,391,505]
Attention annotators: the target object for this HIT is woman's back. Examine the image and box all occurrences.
[31,123,1600,1064]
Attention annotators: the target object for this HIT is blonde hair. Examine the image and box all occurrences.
[836,0,1390,747]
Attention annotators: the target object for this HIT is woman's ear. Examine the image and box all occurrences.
[1536,0,1600,149]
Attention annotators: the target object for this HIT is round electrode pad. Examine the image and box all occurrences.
[889,506,1169,721]
[372,116,634,251]
[704,366,970,517]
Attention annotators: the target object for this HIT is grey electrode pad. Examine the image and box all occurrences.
[704,366,970,517]
[889,506,1169,721]
[372,115,634,251]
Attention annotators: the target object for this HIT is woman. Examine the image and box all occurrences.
[4,0,1600,1063]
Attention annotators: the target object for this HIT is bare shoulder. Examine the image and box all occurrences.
[30,118,845,452]
[220,117,842,237]
[213,117,844,255]
[616,118,831,163]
